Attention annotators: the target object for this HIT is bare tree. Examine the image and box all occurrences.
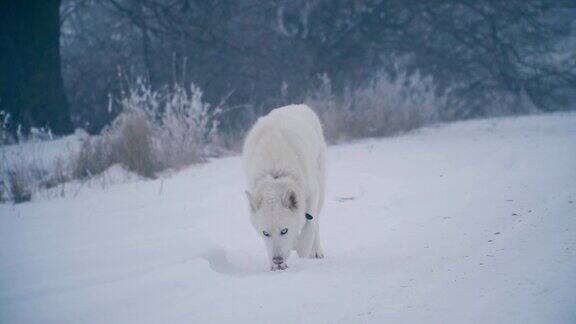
[0,0,73,135]
[59,0,576,133]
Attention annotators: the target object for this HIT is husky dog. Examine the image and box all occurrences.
[243,104,326,271]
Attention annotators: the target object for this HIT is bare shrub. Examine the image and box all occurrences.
[43,157,71,189]
[307,71,445,143]
[7,170,32,203]
[112,113,158,177]
[0,125,76,203]
[72,136,110,179]
[152,83,217,168]
[72,80,220,179]
[71,113,157,179]
[2,149,75,203]
[350,71,443,136]
[305,75,350,143]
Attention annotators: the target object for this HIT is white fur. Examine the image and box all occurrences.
[243,104,326,270]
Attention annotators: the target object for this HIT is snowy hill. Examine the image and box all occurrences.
[1,113,575,323]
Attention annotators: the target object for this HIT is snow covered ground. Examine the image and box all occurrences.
[1,129,85,170]
[1,113,575,324]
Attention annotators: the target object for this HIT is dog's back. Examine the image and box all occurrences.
[243,104,325,214]
[243,105,324,184]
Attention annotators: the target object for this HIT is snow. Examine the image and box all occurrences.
[1,128,85,167]
[1,113,576,323]
[0,129,86,201]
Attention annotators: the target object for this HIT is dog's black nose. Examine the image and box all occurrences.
[272,256,284,265]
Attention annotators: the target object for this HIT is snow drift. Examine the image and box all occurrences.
[1,112,575,323]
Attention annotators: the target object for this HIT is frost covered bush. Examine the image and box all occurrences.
[73,113,157,178]
[72,135,112,179]
[113,113,157,177]
[73,80,221,178]
[0,120,77,203]
[307,71,445,143]
[0,80,223,203]
[149,83,221,168]
[7,170,32,203]
[305,75,348,143]
[0,143,71,204]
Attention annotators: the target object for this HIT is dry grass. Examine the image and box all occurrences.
[7,170,32,203]
[72,137,110,179]
[72,81,221,180]
[307,72,445,143]
[112,113,158,177]
[72,113,157,179]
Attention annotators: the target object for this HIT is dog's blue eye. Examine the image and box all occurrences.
[280,228,288,235]
[263,231,270,237]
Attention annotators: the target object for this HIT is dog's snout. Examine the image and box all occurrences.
[272,256,284,265]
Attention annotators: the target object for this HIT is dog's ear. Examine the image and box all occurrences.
[282,189,298,211]
[245,190,261,212]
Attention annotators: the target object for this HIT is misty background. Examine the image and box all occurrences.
[1,0,574,136]
[1,0,576,202]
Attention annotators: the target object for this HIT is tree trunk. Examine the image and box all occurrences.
[0,0,73,136]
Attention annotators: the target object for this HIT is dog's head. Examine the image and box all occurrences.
[246,177,305,270]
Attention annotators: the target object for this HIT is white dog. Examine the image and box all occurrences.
[243,104,326,270]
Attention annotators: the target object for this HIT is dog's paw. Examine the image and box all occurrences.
[309,249,324,259]
[270,263,288,271]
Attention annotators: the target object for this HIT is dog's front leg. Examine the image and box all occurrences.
[295,220,316,257]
